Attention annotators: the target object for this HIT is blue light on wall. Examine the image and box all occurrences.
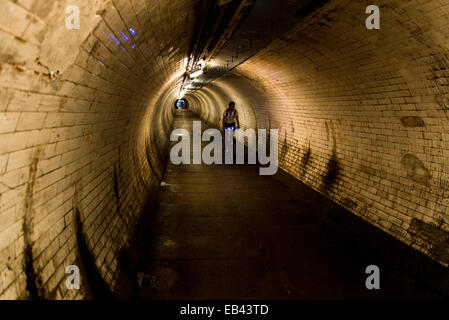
[120,32,130,42]
[106,30,137,51]
[108,33,120,46]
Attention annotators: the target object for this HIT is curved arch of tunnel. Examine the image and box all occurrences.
[1,0,449,300]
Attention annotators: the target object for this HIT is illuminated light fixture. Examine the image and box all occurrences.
[190,69,203,78]
[178,90,187,100]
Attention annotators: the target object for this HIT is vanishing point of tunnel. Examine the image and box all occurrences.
[1,0,449,300]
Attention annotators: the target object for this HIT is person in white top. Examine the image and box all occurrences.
[222,101,240,131]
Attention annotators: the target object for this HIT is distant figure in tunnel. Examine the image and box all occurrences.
[222,101,240,131]
[176,100,185,109]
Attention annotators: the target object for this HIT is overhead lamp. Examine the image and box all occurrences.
[189,69,203,79]
[178,90,186,100]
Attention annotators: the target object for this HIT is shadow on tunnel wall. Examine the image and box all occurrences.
[111,87,178,299]
[74,207,114,300]
[2,0,449,301]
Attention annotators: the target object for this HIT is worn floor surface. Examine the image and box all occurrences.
[115,109,443,300]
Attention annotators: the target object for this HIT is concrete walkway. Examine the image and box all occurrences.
[115,109,442,300]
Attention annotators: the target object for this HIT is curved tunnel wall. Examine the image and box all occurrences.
[0,0,200,299]
[188,75,260,131]
[189,0,449,267]
[1,0,449,300]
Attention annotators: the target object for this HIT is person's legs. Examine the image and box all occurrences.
[224,122,236,154]
[224,122,236,130]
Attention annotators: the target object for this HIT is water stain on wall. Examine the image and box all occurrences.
[323,150,340,191]
[280,131,289,163]
[341,197,358,210]
[294,0,330,18]
[359,163,377,176]
[75,207,114,300]
[300,142,311,169]
[113,165,119,204]
[407,218,449,264]
[400,116,425,127]
[23,148,42,300]
[323,120,339,191]
[401,153,431,186]
[14,36,26,43]
[325,120,337,147]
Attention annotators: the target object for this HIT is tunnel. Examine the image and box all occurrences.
[0,0,449,301]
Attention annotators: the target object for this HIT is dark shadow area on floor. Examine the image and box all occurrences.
[276,169,449,298]
[114,110,447,300]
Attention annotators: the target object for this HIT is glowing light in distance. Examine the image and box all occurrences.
[190,69,203,78]
[178,89,187,100]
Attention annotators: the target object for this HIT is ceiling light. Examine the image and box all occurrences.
[190,69,203,78]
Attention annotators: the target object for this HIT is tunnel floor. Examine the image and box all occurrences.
[114,109,443,300]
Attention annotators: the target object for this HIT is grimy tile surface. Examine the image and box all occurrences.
[115,110,443,299]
